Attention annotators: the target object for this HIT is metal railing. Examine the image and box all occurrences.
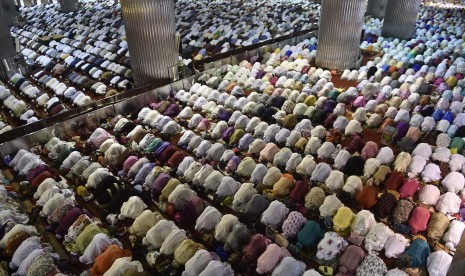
[192,27,319,71]
[0,28,318,145]
[0,66,220,155]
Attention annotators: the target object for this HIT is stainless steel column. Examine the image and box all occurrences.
[382,0,421,40]
[0,7,15,60]
[1,0,19,26]
[120,0,178,87]
[0,6,17,79]
[366,0,388,19]
[59,0,78,12]
[315,0,367,70]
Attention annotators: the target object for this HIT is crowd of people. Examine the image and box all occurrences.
[0,0,319,130]
[1,0,465,275]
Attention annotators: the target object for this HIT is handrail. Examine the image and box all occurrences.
[0,28,319,145]
[191,26,319,70]
[0,66,218,155]
[201,30,318,71]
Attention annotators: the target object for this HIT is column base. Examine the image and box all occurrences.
[315,0,368,71]
[382,0,421,40]
[59,0,78,12]
[0,54,31,80]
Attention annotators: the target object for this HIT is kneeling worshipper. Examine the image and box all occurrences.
[66,224,109,254]
[79,233,123,265]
